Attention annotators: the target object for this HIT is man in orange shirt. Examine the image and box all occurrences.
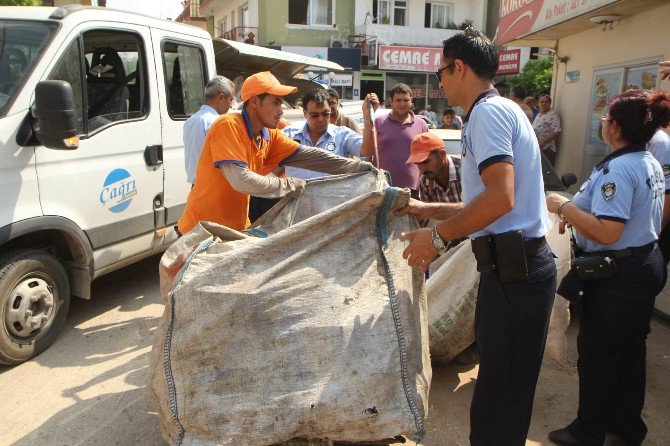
[178,71,375,234]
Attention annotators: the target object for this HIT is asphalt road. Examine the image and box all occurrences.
[1,254,669,446]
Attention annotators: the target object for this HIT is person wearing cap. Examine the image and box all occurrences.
[396,30,556,446]
[177,71,376,235]
[407,132,462,205]
[183,75,236,185]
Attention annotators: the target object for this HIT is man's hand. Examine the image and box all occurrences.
[546,193,569,214]
[558,218,572,235]
[354,160,378,173]
[402,228,438,272]
[286,177,306,198]
[394,198,434,221]
[363,93,380,122]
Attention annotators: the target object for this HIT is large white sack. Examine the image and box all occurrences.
[150,172,432,446]
[426,213,571,365]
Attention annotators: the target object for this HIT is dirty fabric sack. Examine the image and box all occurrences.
[150,172,431,446]
[426,213,571,365]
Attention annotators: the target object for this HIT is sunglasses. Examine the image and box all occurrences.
[435,62,455,82]
[306,111,331,119]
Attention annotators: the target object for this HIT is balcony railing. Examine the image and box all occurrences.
[219,26,259,45]
[176,0,202,22]
[354,23,463,48]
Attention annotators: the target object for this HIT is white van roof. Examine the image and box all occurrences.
[1,5,211,39]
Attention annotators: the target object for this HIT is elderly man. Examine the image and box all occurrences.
[183,76,236,185]
[397,29,556,446]
[178,72,375,235]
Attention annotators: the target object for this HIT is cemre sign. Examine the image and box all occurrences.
[497,49,521,74]
[378,45,442,72]
[499,0,618,44]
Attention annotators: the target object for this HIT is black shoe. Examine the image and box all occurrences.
[548,427,590,446]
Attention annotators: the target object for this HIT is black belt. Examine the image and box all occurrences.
[471,235,547,257]
[582,241,656,259]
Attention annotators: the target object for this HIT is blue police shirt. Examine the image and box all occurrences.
[282,122,363,179]
[461,89,549,239]
[572,145,664,252]
[648,129,670,191]
[183,104,220,184]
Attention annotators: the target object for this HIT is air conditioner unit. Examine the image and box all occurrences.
[330,38,349,48]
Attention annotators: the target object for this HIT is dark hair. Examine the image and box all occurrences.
[301,89,330,109]
[442,28,498,80]
[390,83,413,100]
[243,92,269,109]
[510,86,526,99]
[443,108,455,116]
[608,90,670,145]
[326,88,339,100]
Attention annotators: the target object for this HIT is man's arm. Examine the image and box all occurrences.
[282,145,375,174]
[400,162,514,271]
[360,94,379,159]
[662,194,670,229]
[220,165,305,198]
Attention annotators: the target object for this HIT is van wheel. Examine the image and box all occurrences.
[0,250,70,365]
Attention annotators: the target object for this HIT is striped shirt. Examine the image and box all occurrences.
[419,155,462,204]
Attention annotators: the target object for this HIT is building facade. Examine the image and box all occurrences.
[499,0,670,183]
[190,0,487,106]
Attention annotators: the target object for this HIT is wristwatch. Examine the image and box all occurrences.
[431,226,448,254]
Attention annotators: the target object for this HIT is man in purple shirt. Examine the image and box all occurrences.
[373,83,429,196]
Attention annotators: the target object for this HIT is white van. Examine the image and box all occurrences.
[0,5,342,364]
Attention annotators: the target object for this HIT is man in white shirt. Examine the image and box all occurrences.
[183,76,235,185]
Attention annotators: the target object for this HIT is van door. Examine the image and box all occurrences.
[148,30,213,243]
[36,23,164,270]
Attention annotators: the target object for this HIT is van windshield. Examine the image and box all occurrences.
[0,20,57,117]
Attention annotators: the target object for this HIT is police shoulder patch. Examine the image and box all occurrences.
[602,181,616,200]
[663,164,670,179]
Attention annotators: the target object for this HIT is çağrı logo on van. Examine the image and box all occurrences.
[100,168,137,213]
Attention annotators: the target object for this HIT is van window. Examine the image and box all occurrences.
[0,20,57,117]
[48,30,148,134]
[162,41,206,118]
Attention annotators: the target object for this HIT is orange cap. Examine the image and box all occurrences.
[241,71,298,102]
[406,132,444,164]
[277,117,291,129]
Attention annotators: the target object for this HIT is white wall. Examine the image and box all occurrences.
[354,0,484,29]
[212,0,258,35]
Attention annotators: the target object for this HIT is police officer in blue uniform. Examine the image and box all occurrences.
[397,28,556,446]
[546,90,670,446]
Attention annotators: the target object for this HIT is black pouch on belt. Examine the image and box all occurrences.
[494,230,529,283]
[574,255,617,281]
[557,267,585,302]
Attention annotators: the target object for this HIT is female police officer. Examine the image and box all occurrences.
[546,90,670,446]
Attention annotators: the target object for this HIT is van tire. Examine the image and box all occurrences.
[0,250,70,365]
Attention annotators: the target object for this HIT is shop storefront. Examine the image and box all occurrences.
[361,44,458,120]
[499,0,670,181]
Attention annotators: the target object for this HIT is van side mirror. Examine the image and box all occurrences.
[32,80,79,150]
[561,173,578,189]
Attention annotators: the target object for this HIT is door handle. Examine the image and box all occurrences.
[144,144,163,166]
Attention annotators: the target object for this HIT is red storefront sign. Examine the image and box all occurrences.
[378,45,442,72]
[497,49,521,74]
[498,0,618,44]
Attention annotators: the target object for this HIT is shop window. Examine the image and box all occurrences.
[289,0,335,26]
[374,0,405,26]
[425,2,454,29]
[162,41,207,119]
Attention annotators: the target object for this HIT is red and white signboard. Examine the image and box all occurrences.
[499,0,618,44]
[497,49,521,74]
[378,45,442,72]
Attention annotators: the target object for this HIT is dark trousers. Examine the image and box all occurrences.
[470,246,557,446]
[567,248,666,446]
